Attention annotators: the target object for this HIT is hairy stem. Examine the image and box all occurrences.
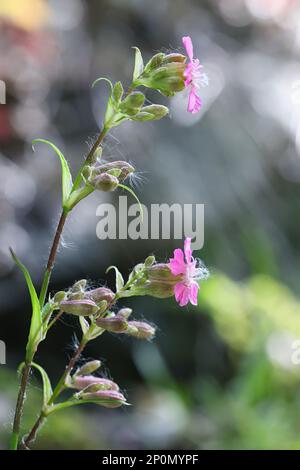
[10,363,31,450]
[24,340,86,449]
[11,126,108,450]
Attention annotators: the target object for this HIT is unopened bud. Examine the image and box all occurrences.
[60,299,99,316]
[94,161,134,183]
[68,291,86,300]
[126,321,156,340]
[133,105,169,121]
[53,291,66,303]
[76,360,101,376]
[117,308,132,319]
[119,92,145,115]
[93,173,119,192]
[144,255,155,267]
[71,279,87,291]
[72,375,119,391]
[80,389,127,408]
[86,287,115,305]
[96,315,128,333]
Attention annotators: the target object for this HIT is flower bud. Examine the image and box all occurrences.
[60,299,99,316]
[76,360,101,376]
[144,255,156,267]
[126,321,156,340]
[72,375,119,391]
[68,291,86,300]
[92,173,119,192]
[119,91,145,116]
[85,287,115,305]
[96,315,128,333]
[53,291,67,303]
[80,389,127,408]
[93,161,134,183]
[117,308,132,319]
[71,279,87,291]
[133,105,169,121]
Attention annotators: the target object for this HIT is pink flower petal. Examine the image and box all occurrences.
[189,281,199,306]
[187,86,202,114]
[182,36,194,61]
[184,237,192,263]
[169,248,186,276]
[183,62,193,88]
[174,282,190,307]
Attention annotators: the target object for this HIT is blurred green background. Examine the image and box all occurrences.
[1,0,300,450]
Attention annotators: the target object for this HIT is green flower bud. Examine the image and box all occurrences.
[53,291,67,303]
[119,91,145,116]
[133,105,169,122]
[96,315,128,333]
[60,299,99,316]
[76,360,102,376]
[126,321,156,340]
[144,256,156,267]
[93,173,119,192]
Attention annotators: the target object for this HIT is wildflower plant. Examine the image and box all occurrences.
[9,36,209,450]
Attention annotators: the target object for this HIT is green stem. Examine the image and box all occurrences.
[10,362,32,450]
[11,124,109,450]
[24,340,87,448]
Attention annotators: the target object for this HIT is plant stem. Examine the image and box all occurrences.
[24,340,86,449]
[11,126,108,450]
[10,362,31,450]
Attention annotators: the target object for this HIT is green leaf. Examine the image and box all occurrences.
[118,183,144,222]
[112,81,124,103]
[132,47,144,82]
[91,77,113,93]
[79,316,90,336]
[106,265,124,292]
[32,362,53,407]
[32,139,73,211]
[10,249,42,361]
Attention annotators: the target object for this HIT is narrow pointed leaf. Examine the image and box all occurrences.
[32,362,53,407]
[32,139,73,210]
[10,249,42,361]
[106,265,124,292]
[118,183,144,222]
[132,47,144,82]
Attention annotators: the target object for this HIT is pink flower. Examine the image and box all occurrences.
[182,36,208,114]
[168,238,209,307]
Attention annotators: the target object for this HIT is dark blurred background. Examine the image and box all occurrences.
[1,0,300,450]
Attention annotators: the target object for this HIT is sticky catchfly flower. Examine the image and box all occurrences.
[168,237,209,307]
[182,36,208,114]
